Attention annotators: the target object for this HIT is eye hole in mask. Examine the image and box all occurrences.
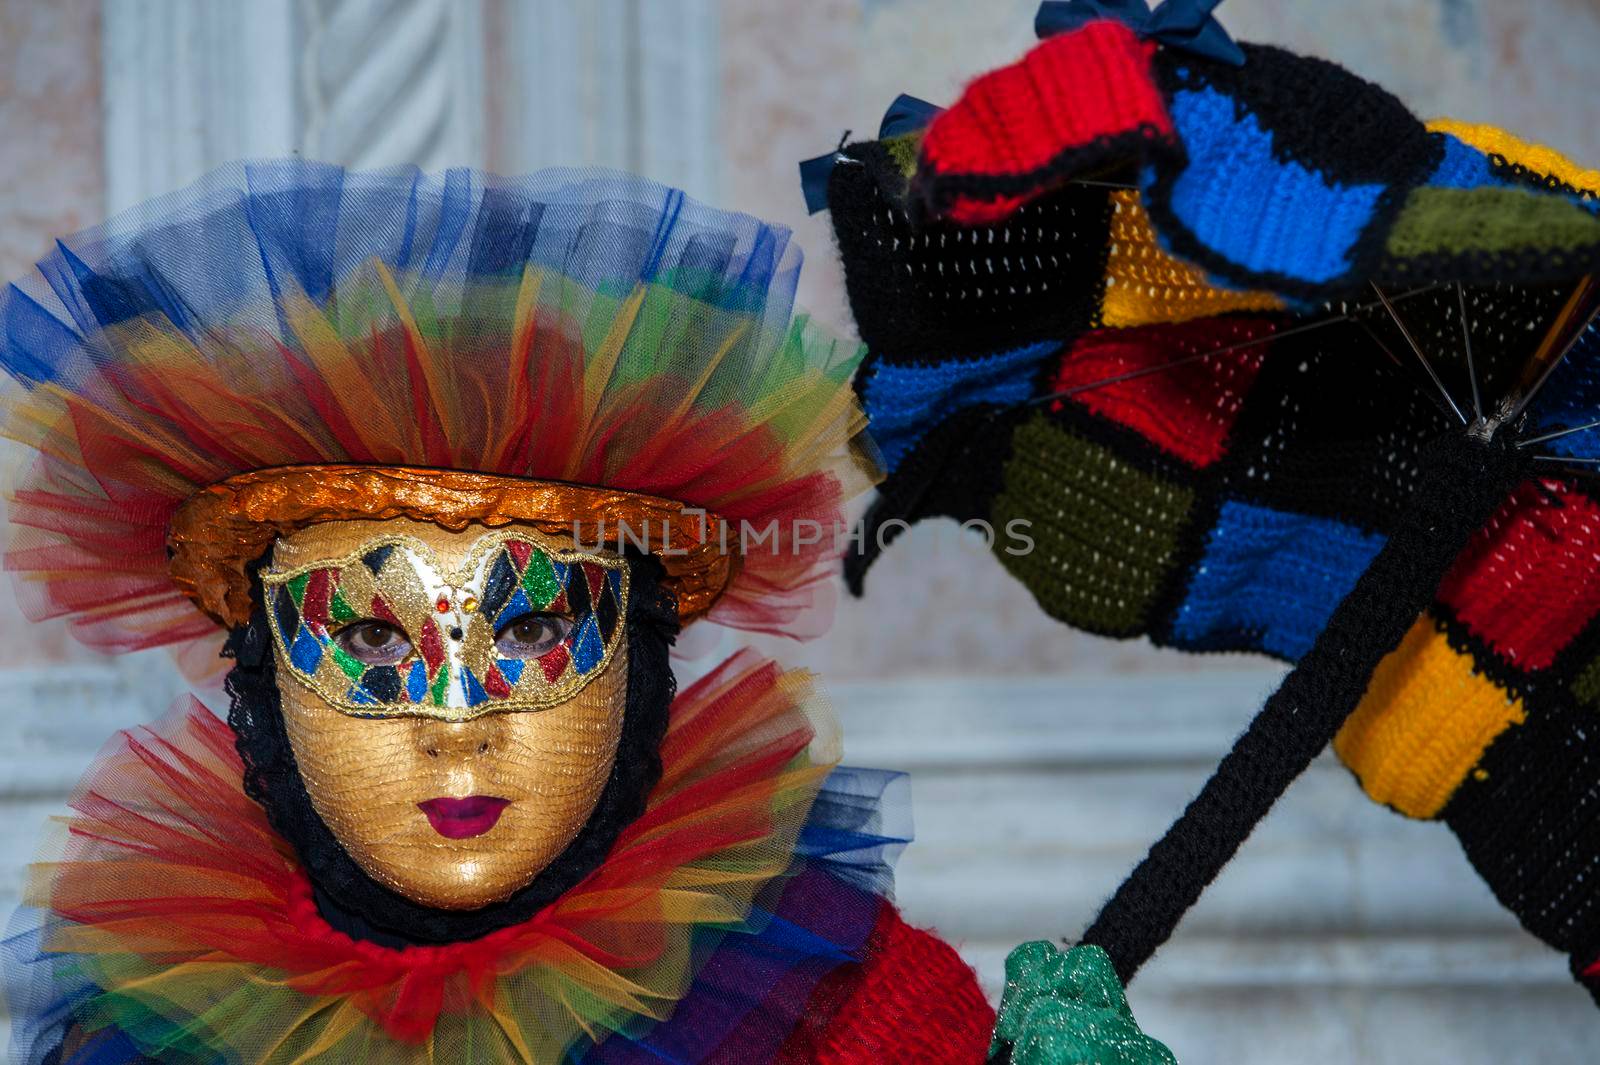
[494,613,575,658]
[332,620,414,667]
[263,532,629,720]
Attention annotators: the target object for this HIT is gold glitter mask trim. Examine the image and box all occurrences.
[262,530,630,720]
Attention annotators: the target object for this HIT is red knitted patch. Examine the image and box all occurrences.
[916,20,1173,225]
[1051,318,1274,468]
[1438,478,1600,671]
[776,904,994,1065]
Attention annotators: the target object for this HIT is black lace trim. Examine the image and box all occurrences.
[1488,154,1600,204]
[223,551,680,947]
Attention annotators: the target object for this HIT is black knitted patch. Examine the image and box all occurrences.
[828,140,1115,361]
[1213,313,1457,535]
[1558,604,1600,714]
[1351,280,1576,409]
[1444,687,1600,997]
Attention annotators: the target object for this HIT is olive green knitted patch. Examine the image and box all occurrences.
[882,132,923,182]
[992,414,1194,637]
[1386,186,1600,261]
[1571,650,1600,711]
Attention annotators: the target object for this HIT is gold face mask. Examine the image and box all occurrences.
[270,519,631,910]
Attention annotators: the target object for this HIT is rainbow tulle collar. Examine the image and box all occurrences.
[6,652,903,1064]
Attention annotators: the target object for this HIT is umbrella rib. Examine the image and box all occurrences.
[1030,345,1247,404]
[1351,319,1407,371]
[1506,276,1600,425]
[1534,454,1600,464]
[1457,282,1484,422]
[1028,283,1448,408]
[1370,283,1467,425]
[1520,418,1600,448]
[1349,319,1470,424]
[1072,178,1140,190]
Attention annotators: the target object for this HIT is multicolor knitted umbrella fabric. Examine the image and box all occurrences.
[822,10,1600,1014]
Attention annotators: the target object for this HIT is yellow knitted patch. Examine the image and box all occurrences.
[1427,118,1600,196]
[1334,616,1525,819]
[1101,190,1284,327]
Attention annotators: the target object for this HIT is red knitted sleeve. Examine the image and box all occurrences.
[776,902,995,1065]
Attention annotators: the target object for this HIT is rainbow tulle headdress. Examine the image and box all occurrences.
[0,161,876,663]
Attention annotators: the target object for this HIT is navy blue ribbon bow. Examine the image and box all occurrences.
[1035,0,1245,66]
[798,94,945,215]
[877,93,943,139]
[798,150,844,215]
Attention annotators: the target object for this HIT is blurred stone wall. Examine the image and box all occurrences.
[0,1,102,283]
[0,0,106,669]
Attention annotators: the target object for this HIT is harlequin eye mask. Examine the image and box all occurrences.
[263,531,629,720]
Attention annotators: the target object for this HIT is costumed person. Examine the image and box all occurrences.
[809,1,1600,1059]
[0,162,1006,1064]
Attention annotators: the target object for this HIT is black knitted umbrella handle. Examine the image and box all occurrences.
[1078,430,1532,985]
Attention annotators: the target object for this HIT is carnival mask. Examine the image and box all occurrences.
[267,518,632,910]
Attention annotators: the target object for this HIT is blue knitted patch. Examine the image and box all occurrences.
[1531,324,1600,460]
[860,340,1058,474]
[1427,133,1512,191]
[1161,87,1385,285]
[1171,500,1386,661]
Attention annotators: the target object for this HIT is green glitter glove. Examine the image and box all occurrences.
[989,941,1177,1065]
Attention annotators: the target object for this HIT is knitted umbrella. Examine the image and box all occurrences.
[817,3,1600,1020]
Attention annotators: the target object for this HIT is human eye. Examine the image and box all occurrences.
[493,613,574,658]
[332,620,413,666]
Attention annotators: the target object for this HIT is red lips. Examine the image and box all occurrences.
[417,796,511,839]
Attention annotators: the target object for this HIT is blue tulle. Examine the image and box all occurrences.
[796,766,910,893]
[1,160,803,387]
[4,910,100,1064]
